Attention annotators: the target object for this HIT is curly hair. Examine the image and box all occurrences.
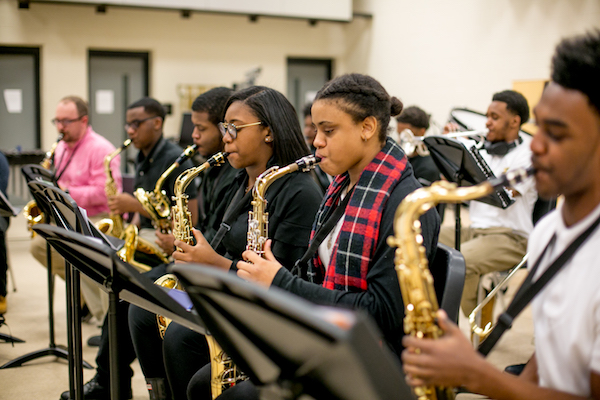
[492,90,530,126]
[191,87,234,127]
[552,30,600,115]
[396,106,430,130]
[127,97,166,121]
[314,73,403,141]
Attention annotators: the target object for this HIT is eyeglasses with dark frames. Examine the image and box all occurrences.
[218,121,263,139]
[124,116,159,131]
[51,116,84,126]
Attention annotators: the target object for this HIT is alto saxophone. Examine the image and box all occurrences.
[208,154,322,399]
[154,152,229,338]
[247,154,321,256]
[96,139,131,238]
[387,167,533,400]
[24,135,62,236]
[135,144,198,233]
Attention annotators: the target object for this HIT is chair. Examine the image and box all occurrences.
[430,243,466,324]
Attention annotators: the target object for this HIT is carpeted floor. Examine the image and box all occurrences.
[0,208,535,400]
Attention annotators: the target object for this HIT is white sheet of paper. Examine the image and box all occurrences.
[95,90,114,114]
[4,89,23,113]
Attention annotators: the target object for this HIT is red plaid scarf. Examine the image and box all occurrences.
[312,138,407,291]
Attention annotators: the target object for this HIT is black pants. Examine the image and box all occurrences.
[0,217,9,298]
[187,364,258,400]
[128,265,210,400]
[95,265,166,391]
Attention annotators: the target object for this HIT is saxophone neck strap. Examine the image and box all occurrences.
[210,184,252,249]
[478,210,600,356]
[292,184,355,280]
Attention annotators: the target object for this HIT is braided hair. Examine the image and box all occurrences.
[314,73,403,141]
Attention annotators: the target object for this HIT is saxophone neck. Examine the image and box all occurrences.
[41,135,63,169]
[105,139,131,176]
[153,144,199,194]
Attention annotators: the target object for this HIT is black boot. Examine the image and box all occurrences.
[59,374,132,400]
[146,377,171,400]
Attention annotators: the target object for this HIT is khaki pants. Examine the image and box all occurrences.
[30,214,109,321]
[439,225,527,317]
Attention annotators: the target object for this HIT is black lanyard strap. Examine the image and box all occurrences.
[292,185,355,281]
[478,210,600,356]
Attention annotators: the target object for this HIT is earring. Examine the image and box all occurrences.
[265,136,273,143]
[362,136,367,142]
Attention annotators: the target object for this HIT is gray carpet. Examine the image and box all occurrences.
[0,209,535,400]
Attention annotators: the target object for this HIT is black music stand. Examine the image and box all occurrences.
[1,181,94,400]
[171,264,415,400]
[0,190,26,344]
[423,135,514,251]
[32,225,205,400]
[1,174,75,368]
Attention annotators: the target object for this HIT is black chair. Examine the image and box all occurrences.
[430,243,466,324]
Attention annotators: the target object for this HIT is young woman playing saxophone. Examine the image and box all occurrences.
[128,86,323,400]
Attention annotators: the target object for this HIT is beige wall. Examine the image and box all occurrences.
[366,0,600,127]
[2,0,600,148]
[0,0,366,148]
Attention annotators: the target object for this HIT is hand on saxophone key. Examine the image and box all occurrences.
[172,228,231,270]
[401,310,487,390]
[237,239,282,286]
[155,230,175,256]
[108,192,144,215]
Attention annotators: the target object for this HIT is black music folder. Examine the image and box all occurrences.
[171,263,415,400]
[423,135,514,209]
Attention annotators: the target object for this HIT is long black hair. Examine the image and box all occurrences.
[314,73,403,141]
[224,86,310,166]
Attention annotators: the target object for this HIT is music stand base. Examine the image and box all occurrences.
[0,333,25,343]
[0,346,94,369]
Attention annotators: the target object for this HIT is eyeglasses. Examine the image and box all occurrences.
[218,121,263,139]
[124,116,158,131]
[51,116,83,126]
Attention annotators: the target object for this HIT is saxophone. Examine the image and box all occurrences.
[387,167,533,400]
[209,154,322,400]
[135,144,198,233]
[154,152,229,337]
[23,135,62,236]
[247,154,321,256]
[96,139,131,238]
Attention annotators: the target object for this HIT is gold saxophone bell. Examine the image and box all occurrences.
[154,273,181,339]
[23,135,62,236]
[388,166,534,400]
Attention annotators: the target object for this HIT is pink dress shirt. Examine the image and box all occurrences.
[53,126,122,217]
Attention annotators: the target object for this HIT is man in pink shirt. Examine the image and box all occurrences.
[30,95,122,323]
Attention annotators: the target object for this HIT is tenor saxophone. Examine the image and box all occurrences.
[387,167,533,400]
[96,139,131,238]
[134,144,198,233]
[23,135,62,236]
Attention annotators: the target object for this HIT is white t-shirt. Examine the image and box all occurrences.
[530,201,600,396]
[467,135,537,237]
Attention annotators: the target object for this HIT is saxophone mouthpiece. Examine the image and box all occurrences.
[122,139,132,149]
[489,166,536,189]
[175,144,198,165]
[296,154,321,171]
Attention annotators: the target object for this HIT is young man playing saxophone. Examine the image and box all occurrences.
[403,30,600,400]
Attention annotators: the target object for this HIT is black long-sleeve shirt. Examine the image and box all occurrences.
[271,166,440,359]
